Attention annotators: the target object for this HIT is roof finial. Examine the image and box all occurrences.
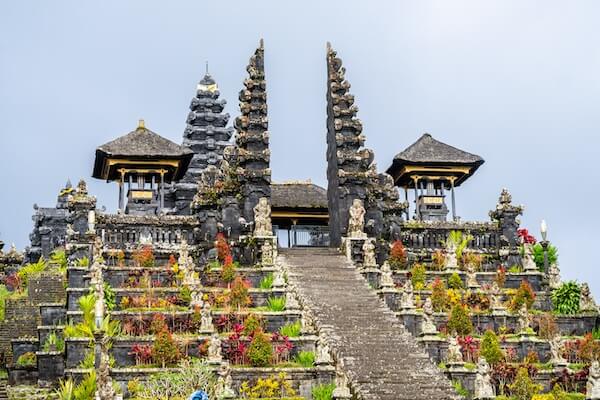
[205,61,209,75]
[138,119,145,129]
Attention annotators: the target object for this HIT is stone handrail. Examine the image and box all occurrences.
[399,220,500,251]
[96,214,200,247]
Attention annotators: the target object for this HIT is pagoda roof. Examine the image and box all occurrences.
[386,134,484,187]
[271,182,328,210]
[92,121,193,181]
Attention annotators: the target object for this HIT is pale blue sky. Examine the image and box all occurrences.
[1,1,599,294]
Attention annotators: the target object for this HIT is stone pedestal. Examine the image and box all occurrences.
[342,237,367,265]
[379,288,398,310]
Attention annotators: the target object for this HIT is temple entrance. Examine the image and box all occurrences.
[275,224,330,248]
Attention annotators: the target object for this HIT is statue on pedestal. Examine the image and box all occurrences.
[285,290,300,310]
[587,361,600,400]
[444,240,458,272]
[261,240,274,265]
[215,362,236,399]
[474,358,495,399]
[190,287,204,309]
[272,269,286,290]
[315,339,332,365]
[420,298,437,336]
[466,263,479,288]
[362,239,377,268]
[489,282,505,313]
[580,283,598,313]
[517,303,531,334]
[521,239,538,272]
[548,263,561,290]
[446,336,463,364]
[301,309,316,334]
[400,279,415,310]
[208,333,222,363]
[332,363,352,399]
[200,302,214,333]
[347,199,367,239]
[380,262,395,289]
[253,197,272,237]
[549,334,567,366]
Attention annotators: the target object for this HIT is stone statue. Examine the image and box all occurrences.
[548,262,561,290]
[446,335,463,364]
[272,269,286,290]
[215,362,236,399]
[66,224,76,239]
[208,333,222,363]
[400,279,415,310]
[253,197,273,237]
[474,358,495,399]
[76,179,88,196]
[261,240,274,266]
[380,261,395,289]
[332,363,352,399]
[95,334,117,400]
[301,309,316,334]
[444,240,458,272]
[362,239,377,267]
[521,239,538,272]
[347,199,367,239]
[285,290,300,310]
[489,282,505,313]
[580,283,598,313]
[178,238,196,286]
[87,210,96,234]
[190,287,204,309]
[200,302,214,333]
[420,298,437,336]
[517,303,530,334]
[466,263,479,288]
[587,361,600,400]
[315,339,332,365]
[549,334,567,366]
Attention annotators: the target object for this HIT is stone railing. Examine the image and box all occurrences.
[96,214,200,248]
[399,221,501,252]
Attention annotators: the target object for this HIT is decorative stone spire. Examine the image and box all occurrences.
[234,39,271,223]
[173,71,234,214]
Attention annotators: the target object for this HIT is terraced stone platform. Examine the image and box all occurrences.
[281,247,460,400]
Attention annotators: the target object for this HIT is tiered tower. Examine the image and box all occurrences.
[234,39,271,223]
[326,43,379,247]
[173,72,235,214]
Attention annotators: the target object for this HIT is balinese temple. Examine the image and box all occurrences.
[92,120,193,215]
[386,133,484,221]
[271,181,329,247]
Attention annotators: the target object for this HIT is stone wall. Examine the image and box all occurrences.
[0,299,38,364]
[28,273,65,305]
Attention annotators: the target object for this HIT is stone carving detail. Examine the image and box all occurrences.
[580,283,598,313]
[549,334,567,366]
[474,358,495,399]
[489,188,523,267]
[208,333,222,363]
[446,336,463,364]
[489,282,506,313]
[466,263,479,288]
[216,362,236,399]
[400,279,415,310]
[420,298,437,336]
[517,303,531,334]
[253,197,272,237]
[347,199,366,239]
[261,240,274,265]
[521,240,538,272]
[548,262,561,290]
[200,302,215,333]
[443,240,458,272]
[587,361,600,400]
[301,309,317,334]
[95,334,117,400]
[315,339,333,365]
[379,261,395,289]
[332,362,352,399]
[362,239,376,267]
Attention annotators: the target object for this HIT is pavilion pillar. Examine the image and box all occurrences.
[450,177,457,221]
[412,176,420,220]
[159,170,165,212]
[404,187,409,220]
[118,169,125,212]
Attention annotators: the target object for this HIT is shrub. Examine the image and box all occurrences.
[312,383,335,400]
[243,313,264,335]
[43,331,65,352]
[240,372,297,399]
[17,257,48,288]
[576,333,600,362]
[221,262,237,284]
[510,280,536,312]
[259,273,274,289]
[149,313,167,334]
[267,296,286,312]
[151,328,181,367]
[295,351,315,367]
[104,283,116,312]
[410,263,427,290]
[55,378,74,400]
[480,330,503,365]
[49,249,68,273]
[448,272,463,289]
[431,277,448,312]
[178,285,192,305]
[495,266,507,288]
[388,240,407,269]
[73,372,96,400]
[552,281,581,315]
[229,276,252,309]
[16,351,36,367]
[447,304,473,336]
[535,313,558,340]
[133,246,155,268]
[279,321,302,337]
[431,250,445,271]
[215,233,232,263]
[509,367,542,400]
[518,228,537,244]
[532,243,558,271]
[246,330,273,367]
[447,230,473,261]
[451,380,470,397]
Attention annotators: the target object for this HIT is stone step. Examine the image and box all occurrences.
[281,250,460,400]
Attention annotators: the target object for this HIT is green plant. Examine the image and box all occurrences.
[16,351,36,367]
[221,261,237,284]
[151,328,181,368]
[76,257,89,267]
[104,283,116,312]
[229,276,252,309]
[552,281,581,315]
[49,249,68,274]
[532,243,558,271]
[55,378,74,400]
[259,273,274,289]
[451,380,470,397]
[447,230,473,261]
[410,263,426,290]
[79,348,95,369]
[246,329,273,367]
[593,327,600,340]
[295,351,315,367]
[312,383,335,400]
[446,304,473,336]
[510,280,536,312]
[431,277,448,312]
[73,371,96,400]
[509,367,543,400]
[448,272,463,290]
[279,321,302,337]
[244,313,264,335]
[178,286,192,305]
[240,372,297,398]
[388,240,407,269]
[267,296,286,312]
[43,331,65,352]
[17,257,48,288]
[480,330,503,364]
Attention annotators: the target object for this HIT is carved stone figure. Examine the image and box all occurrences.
[521,240,538,272]
[253,197,272,237]
[580,283,598,313]
[444,240,458,272]
[200,302,214,333]
[332,363,352,399]
[587,361,600,400]
[446,336,463,364]
[474,358,495,399]
[190,287,204,309]
[549,334,567,366]
[261,240,274,266]
[315,339,332,365]
[420,298,437,336]
[347,199,367,239]
[379,261,395,289]
[87,210,96,234]
[400,279,415,310]
[362,239,377,267]
[517,303,530,334]
[548,262,561,290]
[301,309,316,334]
[272,269,286,290]
[285,290,300,310]
[76,179,88,196]
[66,224,76,239]
[466,263,479,288]
[95,334,116,400]
[208,333,222,363]
[216,362,236,399]
[489,282,506,313]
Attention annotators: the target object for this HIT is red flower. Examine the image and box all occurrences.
[517,228,537,244]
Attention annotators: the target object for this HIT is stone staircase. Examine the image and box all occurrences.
[0,378,7,400]
[281,247,460,400]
